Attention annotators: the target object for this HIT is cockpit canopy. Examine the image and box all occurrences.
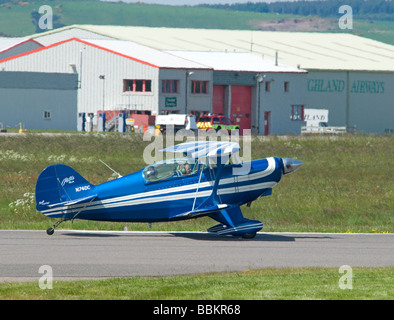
[142,158,199,182]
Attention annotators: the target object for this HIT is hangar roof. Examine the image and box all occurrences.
[0,38,211,70]
[83,39,211,69]
[0,38,42,53]
[32,25,394,72]
[15,36,303,73]
[166,50,306,73]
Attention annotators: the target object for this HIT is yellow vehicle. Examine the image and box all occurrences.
[197,115,239,131]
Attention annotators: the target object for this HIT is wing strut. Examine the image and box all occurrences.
[171,158,227,219]
[197,156,225,210]
[192,165,204,211]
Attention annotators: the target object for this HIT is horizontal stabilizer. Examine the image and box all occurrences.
[171,203,230,219]
[48,194,97,208]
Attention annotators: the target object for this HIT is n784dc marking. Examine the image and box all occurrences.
[35,141,302,238]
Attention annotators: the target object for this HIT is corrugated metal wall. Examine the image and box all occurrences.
[0,40,159,115]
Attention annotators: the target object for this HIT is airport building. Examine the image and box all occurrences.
[0,38,213,130]
[0,34,307,134]
[1,25,393,134]
[29,25,394,133]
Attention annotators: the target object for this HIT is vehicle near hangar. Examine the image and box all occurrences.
[197,115,239,132]
[155,114,197,133]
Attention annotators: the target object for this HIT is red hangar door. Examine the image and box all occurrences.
[212,85,225,115]
[212,85,252,132]
[230,86,251,132]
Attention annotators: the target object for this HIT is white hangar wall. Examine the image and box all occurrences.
[0,38,213,122]
[0,39,160,115]
[79,41,160,114]
[307,71,394,133]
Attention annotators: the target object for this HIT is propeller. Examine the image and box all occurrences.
[282,158,303,175]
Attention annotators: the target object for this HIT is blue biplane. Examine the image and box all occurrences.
[36,141,302,238]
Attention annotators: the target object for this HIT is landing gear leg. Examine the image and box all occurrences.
[46,217,66,236]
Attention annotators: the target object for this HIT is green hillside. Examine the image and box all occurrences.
[0,0,294,36]
[1,0,394,46]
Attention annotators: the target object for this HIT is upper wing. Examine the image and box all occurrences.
[161,141,240,159]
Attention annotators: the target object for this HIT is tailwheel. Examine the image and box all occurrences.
[46,217,66,236]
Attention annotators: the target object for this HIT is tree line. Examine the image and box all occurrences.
[198,0,394,21]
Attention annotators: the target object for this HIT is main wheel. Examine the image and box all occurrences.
[46,228,55,236]
[241,232,256,239]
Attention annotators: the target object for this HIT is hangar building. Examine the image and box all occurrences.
[0,38,212,123]
[168,50,306,134]
[29,25,394,133]
[0,35,307,134]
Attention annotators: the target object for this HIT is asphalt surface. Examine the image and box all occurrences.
[1,230,393,282]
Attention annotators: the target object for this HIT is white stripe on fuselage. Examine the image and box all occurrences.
[42,157,277,216]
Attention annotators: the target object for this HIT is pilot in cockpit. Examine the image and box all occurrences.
[181,163,192,175]
[146,166,157,179]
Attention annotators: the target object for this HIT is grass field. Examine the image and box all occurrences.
[1,267,393,300]
[0,133,392,233]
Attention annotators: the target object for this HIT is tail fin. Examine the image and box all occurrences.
[35,164,95,213]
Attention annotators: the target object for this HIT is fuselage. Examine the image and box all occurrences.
[41,157,284,222]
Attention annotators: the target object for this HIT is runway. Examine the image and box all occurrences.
[1,230,393,282]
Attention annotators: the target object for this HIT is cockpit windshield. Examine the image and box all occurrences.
[142,158,199,183]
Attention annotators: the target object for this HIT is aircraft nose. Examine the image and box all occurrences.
[282,158,303,175]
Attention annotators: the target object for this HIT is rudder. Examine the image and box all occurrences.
[35,164,94,213]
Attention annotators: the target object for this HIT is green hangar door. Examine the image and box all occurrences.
[212,85,251,132]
